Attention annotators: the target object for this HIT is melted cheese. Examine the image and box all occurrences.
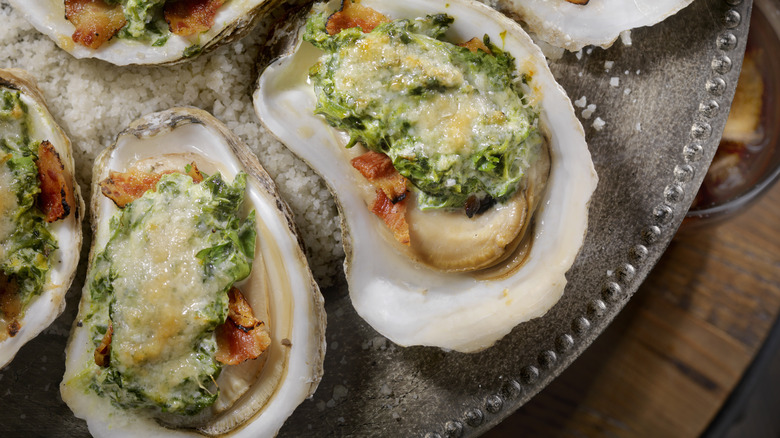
[331,32,522,158]
[107,178,227,395]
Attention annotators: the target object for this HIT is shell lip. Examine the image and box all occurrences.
[61,107,326,437]
[253,0,598,353]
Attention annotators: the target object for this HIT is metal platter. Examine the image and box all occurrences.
[0,0,751,436]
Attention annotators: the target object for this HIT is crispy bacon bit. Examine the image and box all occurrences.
[36,140,76,223]
[351,151,410,245]
[165,0,226,37]
[0,274,21,341]
[65,0,127,49]
[459,37,492,55]
[215,287,271,365]
[350,151,407,202]
[326,0,390,35]
[99,163,204,208]
[371,189,410,245]
[94,322,113,367]
[565,0,589,4]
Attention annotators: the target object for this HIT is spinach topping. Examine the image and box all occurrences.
[304,12,544,211]
[84,172,256,415]
[0,89,56,313]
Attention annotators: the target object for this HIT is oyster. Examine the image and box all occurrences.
[494,0,695,51]
[254,0,598,352]
[7,0,284,65]
[60,107,326,436]
[0,68,83,368]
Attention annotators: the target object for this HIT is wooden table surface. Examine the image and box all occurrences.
[484,179,780,437]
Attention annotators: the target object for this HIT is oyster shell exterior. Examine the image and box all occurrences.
[254,0,598,352]
[495,0,695,51]
[60,107,326,436]
[6,0,283,65]
[0,68,84,369]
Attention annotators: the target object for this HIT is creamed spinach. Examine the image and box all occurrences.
[304,11,544,210]
[81,172,256,415]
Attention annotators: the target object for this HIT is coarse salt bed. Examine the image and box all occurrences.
[592,117,606,131]
[610,77,620,87]
[574,96,587,108]
[604,60,614,72]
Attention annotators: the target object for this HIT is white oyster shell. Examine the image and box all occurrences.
[254,0,598,352]
[6,0,282,65]
[60,108,326,436]
[495,0,695,51]
[0,69,84,369]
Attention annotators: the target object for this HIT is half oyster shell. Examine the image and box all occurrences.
[60,107,326,436]
[254,0,598,352]
[6,0,283,65]
[0,68,84,369]
[494,0,695,52]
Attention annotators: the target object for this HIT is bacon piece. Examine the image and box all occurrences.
[36,140,76,223]
[350,151,407,202]
[165,0,226,37]
[65,0,127,50]
[94,322,113,367]
[99,163,204,208]
[371,189,410,245]
[326,0,390,35]
[351,151,410,245]
[459,37,492,55]
[215,287,271,365]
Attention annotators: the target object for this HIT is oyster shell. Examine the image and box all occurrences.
[60,107,326,436]
[254,0,598,352]
[0,68,84,368]
[6,0,283,65]
[494,0,695,51]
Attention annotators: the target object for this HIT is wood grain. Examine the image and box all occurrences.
[484,180,780,437]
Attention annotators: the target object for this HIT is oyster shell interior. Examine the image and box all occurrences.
[6,0,282,65]
[254,0,598,352]
[60,108,325,436]
[494,0,695,51]
[0,69,83,369]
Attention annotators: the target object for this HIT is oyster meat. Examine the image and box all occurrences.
[0,68,83,369]
[60,107,326,436]
[254,0,598,352]
[7,0,284,65]
[494,0,695,51]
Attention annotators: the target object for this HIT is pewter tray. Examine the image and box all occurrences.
[0,0,751,436]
